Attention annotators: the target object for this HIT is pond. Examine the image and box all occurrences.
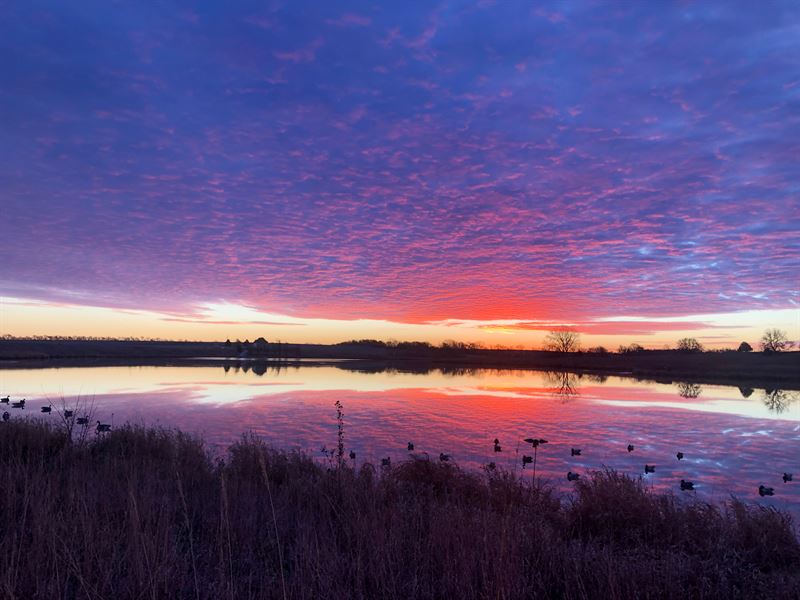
[1,362,798,513]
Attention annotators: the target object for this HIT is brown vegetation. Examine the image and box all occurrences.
[1,420,798,599]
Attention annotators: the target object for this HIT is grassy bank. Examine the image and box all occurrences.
[1,420,799,599]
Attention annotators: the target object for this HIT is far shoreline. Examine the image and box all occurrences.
[2,338,798,390]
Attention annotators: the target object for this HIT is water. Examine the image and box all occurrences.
[2,362,798,513]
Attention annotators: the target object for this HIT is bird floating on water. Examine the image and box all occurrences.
[522,455,533,467]
[571,448,581,456]
[41,405,52,414]
[627,444,635,453]
[567,471,580,482]
[76,417,89,425]
[644,465,655,474]
[676,452,684,460]
[64,410,74,418]
[407,441,414,451]
[680,480,694,491]
[96,421,111,433]
[349,450,356,460]
[0,396,9,404]
[381,457,391,467]
[493,438,502,452]
[11,400,25,409]
[759,485,775,497]
[783,473,793,483]
[439,453,451,462]
[2,411,8,422]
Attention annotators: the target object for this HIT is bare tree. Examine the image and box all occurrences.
[544,329,580,352]
[677,338,703,353]
[760,328,791,353]
[736,341,752,352]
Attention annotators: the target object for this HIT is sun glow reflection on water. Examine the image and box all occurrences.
[1,364,798,515]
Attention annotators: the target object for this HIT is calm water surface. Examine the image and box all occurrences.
[2,363,798,512]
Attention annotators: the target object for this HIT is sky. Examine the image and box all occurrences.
[1,0,798,348]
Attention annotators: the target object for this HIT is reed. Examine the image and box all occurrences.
[0,419,798,599]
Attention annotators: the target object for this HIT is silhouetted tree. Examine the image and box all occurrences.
[677,338,703,353]
[587,346,608,354]
[736,341,753,353]
[738,386,754,398]
[762,388,798,413]
[544,330,580,353]
[760,329,791,353]
[677,382,702,398]
[618,343,644,354]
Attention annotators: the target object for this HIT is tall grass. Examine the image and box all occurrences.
[0,419,798,599]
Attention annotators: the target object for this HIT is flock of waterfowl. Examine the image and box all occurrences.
[370,435,794,500]
[1,396,111,432]
[2,393,795,500]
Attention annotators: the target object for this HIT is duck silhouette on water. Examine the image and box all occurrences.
[644,465,655,474]
[783,473,793,483]
[571,448,581,456]
[680,480,695,491]
[0,396,9,404]
[627,444,635,453]
[407,442,414,452]
[522,455,533,468]
[439,453,451,462]
[567,471,580,482]
[676,452,684,460]
[2,411,8,422]
[493,438,502,452]
[524,438,548,448]
[759,485,775,497]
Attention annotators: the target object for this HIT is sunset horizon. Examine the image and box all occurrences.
[2,1,798,350]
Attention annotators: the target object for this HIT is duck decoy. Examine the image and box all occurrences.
[567,471,580,481]
[96,421,111,433]
[41,405,52,414]
[644,465,655,474]
[676,452,684,460]
[524,438,548,448]
[759,485,775,497]
[381,457,391,467]
[522,455,533,467]
[680,479,694,491]
[0,396,9,403]
[11,400,25,409]
[64,410,74,418]
[76,417,89,425]
[627,444,635,453]
[2,411,8,422]
[783,473,793,483]
[571,448,581,456]
[349,450,356,460]
[439,453,451,462]
[407,442,414,451]
[493,438,502,452]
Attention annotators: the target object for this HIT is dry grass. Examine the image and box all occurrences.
[0,419,798,599]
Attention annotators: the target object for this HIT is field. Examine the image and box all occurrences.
[1,419,798,599]
[1,338,799,389]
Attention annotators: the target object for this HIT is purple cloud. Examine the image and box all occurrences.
[0,1,798,326]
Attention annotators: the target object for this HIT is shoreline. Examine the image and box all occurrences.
[2,338,799,390]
